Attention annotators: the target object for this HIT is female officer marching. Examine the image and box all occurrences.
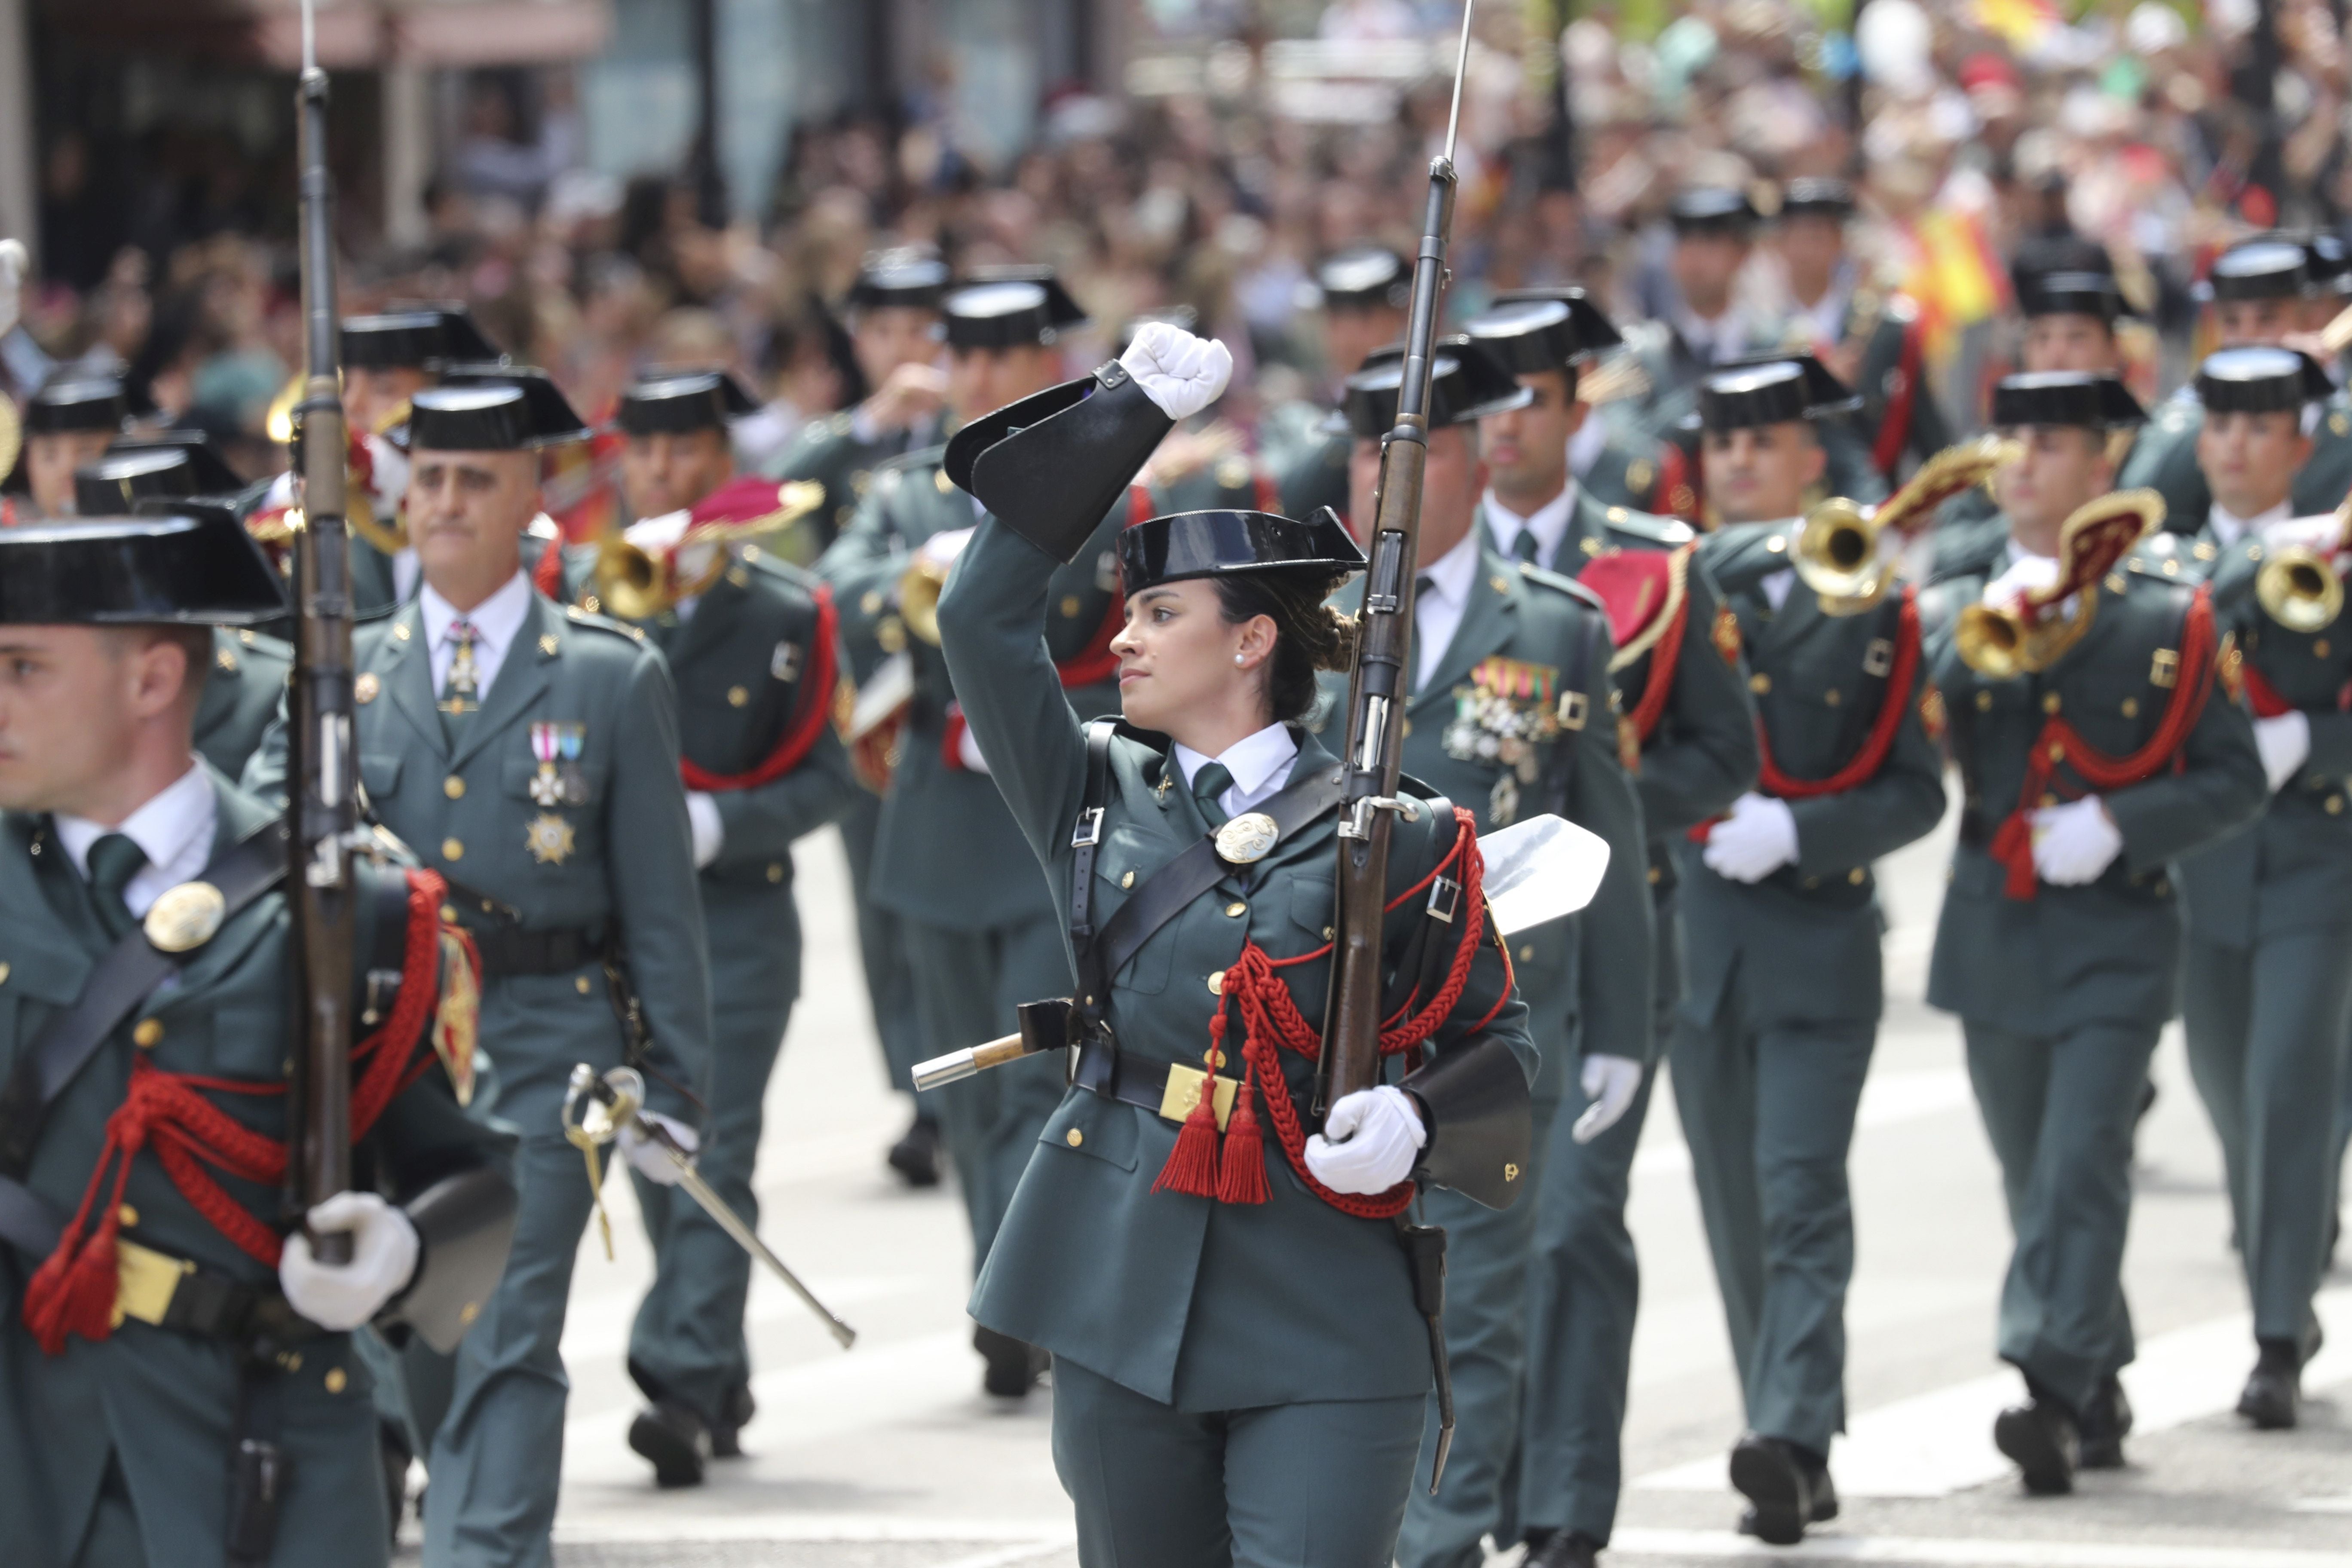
[932,323,1538,1566]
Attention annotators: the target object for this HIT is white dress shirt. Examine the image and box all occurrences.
[55,760,217,919]
[1482,482,1578,571]
[2206,498,2292,549]
[420,569,535,699]
[1173,723,1301,819]
[1675,306,1745,366]
[1410,527,1482,692]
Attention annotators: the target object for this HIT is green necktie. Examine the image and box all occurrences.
[1191,762,1235,829]
[439,618,481,743]
[85,832,147,942]
[1512,528,1542,564]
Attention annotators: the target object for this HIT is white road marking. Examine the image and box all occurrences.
[1607,1528,2352,1566]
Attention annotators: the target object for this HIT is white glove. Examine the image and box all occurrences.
[685,791,724,869]
[619,1111,700,1186]
[2256,710,2312,792]
[0,238,24,339]
[1304,1085,1427,1194]
[1572,1054,1645,1144]
[956,723,990,775]
[1118,322,1235,422]
[1701,792,1800,883]
[279,1192,420,1331]
[2029,795,2124,886]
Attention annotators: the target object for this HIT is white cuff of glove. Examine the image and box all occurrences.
[619,1111,700,1186]
[1303,1084,1427,1195]
[2029,795,2124,885]
[1701,792,1800,883]
[1118,322,1235,422]
[279,1192,420,1332]
[685,791,724,870]
[956,724,990,775]
[1572,1054,1645,1145]
[2255,710,2312,793]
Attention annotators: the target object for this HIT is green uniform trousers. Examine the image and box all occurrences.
[1051,1356,1425,1568]
[903,914,1075,1268]
[1670,1005,1876,1454]
[422,1134,604,1568]
[2181,928,2352,1351]
[843,795,928,1094]
[1962,1019,2152,1412]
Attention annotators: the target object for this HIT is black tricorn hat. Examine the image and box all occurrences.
[0,511,285,626]
[614,370,761,436]
[1467,290,1624,374]
[1669,186,1759,234]
[76,449,211,513]
[947,361,1174,564]
[846,248,951,312]
[99,430,247,496]
[2018,268,2129,323]
[24,376,129,437]
[2195,346,2335,414]
[1990,371,2147,429]
[413,368,591,450]
[341,305,506,371]
[1343,336,1533,438]
[1778,177,1856,220]
[1311,246,1412,312]
[1118,507,1366,595]
[943,270,1090,350]
[2194,239,2312,304]
[1698,353,1861,431]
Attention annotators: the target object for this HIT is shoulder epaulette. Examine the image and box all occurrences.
[564,604,649,644]
[1601,504,1695,548]
[1516,559,1608,614]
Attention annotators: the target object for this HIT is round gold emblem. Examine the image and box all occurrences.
[1214,812,1280,864]
[524,813,577,866]
[144,881,227,953]
[354,672,380,704]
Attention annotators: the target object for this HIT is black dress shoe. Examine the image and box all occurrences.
[1993,1398,2078,1495]
[974,1324,1046,1398]
[2237,1339,2301,1430]
[1523,1532,1600,1568]
[1729,1433,1815,1546]
[2078,1377,2130,1470]
[888,1113,943,1188]
[628,1400,713,1488]
[711,1383,757,1458]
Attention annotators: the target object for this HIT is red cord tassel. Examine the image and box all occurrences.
[1216,1070,1270,1206]
[1152,1011,1227,1198]
[22,1162,132,1354]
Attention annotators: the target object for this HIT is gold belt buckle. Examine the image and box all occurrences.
[1158,1063,1238,1130]
[113,1236,194,1329]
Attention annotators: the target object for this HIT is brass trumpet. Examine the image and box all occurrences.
[593,480,824,620]
[900,554,951,645]
[2254,498,2349,633]
[1954,488,2165,677]
[1796,435,2022,615]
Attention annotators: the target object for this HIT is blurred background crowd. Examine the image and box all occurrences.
[0,0,2341,511]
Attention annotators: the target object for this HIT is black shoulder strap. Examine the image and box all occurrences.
[1536,609,1609,818]
[1068,720,1119,1008]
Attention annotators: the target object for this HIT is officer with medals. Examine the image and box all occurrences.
[544,369,858,1482]
[1333,333,1654,1568]
[248,374,712,1565]
[1455,297,1761,1561]
[15,376,129,518]
[818,269,1123,1397]
[935,320,1538,1568]
[1677,357,1949,1544]
[2154,346,2352,1430]
[769,247,951,559]
[0,508,514,1567]
[1924,371,2267,1494]
[1266,246,1412,521]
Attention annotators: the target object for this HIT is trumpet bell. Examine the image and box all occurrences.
[1954,602,2028,679]
[594,537,669,622]
[901,557,951,646]
[2257,546,2343,634]
[1795,499,1891,611]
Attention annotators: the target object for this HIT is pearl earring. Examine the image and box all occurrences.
[1234,653,1246,666]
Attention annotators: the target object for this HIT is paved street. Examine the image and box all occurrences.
[403,802,2352,1568]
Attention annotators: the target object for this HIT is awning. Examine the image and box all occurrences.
[40,0,613,69]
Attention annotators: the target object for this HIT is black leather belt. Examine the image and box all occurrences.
[1071,1037,1247,1128]
[467,925,603,982]
[110,1235,323,1346]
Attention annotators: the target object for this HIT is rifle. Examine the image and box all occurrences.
[285,0,361,1264]
[1318,1,1476,1118]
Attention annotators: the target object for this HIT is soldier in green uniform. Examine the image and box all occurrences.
[15,376,127,520]
[1924,371,2268,1495]
[817,271,1127,1397]
[1266,247,1412,521]
[1457,301,1761,1562]
[1331,330,1653,1568]
[249,376,713,1567]
[1677,358,1949,1543]
[936,319,1539,1568]
[545,371,858,1482]
[2153,347,2352,1429]
[0,508,514,1568]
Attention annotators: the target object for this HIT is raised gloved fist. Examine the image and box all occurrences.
[2029,795,2123,886]
[279,1191,420,1331]
[1304,1085,1427,1195]
[1701,792,1799,884]
[1572,1054,1644,1145]
[619,1111,700,1187]
[1118,322,1234,423]
[2255,710,2311,793]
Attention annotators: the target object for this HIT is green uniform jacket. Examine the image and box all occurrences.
[937,515,1536,1412]
[2124,390,2352,534]
[2168,529,2352,943]
[1684,523,1948,1025]
[766,409,939,563]
[1578,434,1687,519]
[193,627,293,781]
[248,591,712,1129]
[0,769,511,1568]
[1843,292,1952,482]
[817,446,1127,932]
[1264,401,1352,522]
[1324,545,1655,1094]
[1925,558,2268,1032]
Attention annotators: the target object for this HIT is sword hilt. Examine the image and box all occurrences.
[912,1032,1031,1091]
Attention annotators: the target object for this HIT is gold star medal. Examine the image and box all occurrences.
[525,813,576,865]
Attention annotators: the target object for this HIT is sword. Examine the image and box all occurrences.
[562,1063,857,1350]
